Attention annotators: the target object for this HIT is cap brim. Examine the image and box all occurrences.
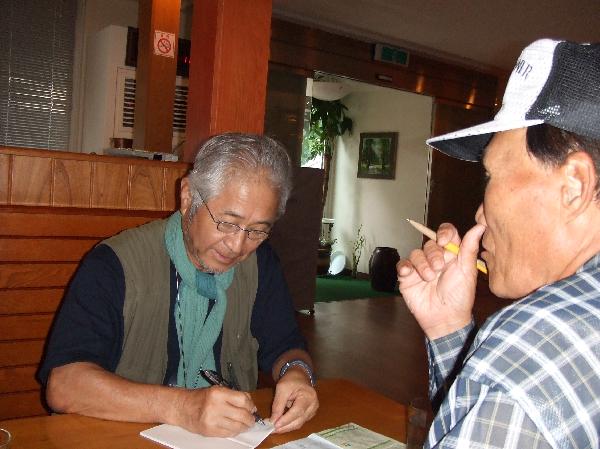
[426,118,544,161]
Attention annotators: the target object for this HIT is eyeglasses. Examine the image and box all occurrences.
[201,199,270,242]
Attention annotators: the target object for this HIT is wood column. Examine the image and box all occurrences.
[134,0,181,153]
[183,0,272,162]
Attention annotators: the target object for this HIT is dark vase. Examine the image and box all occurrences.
[369,247,400,292]
[317,243,332,275]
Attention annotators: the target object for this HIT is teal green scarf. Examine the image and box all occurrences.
[164,211,235,388]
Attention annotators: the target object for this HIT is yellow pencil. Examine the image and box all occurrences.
[406,218,488,274]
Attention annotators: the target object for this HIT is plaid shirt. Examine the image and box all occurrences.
[425,253,600,449]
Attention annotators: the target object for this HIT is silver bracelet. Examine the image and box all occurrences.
[278,359,316,386]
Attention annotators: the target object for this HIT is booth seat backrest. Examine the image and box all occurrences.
[0,207,174,419]
[0,146,189,419]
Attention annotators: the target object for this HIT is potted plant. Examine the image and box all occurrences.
[304,98,353,213]
[351,224,366,278]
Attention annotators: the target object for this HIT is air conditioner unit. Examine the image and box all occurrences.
[80,25,187,154]
[113,66,188,147]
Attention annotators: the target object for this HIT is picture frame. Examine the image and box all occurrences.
[357,132,398,179]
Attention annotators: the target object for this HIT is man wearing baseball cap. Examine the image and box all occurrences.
[398,39,600,449]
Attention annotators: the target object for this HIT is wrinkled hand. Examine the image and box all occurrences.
[397,222,485,340]
[171,386,257,437]
[270,368,319,433]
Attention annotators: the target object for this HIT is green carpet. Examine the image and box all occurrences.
[315,275,399,302]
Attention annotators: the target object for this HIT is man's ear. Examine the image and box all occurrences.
[180,177,191,216]
[561,151,598,220]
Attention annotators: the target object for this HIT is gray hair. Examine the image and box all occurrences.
[187,133,293,218]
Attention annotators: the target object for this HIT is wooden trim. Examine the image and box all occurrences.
[0,146,188,167]
[0,147,190,211]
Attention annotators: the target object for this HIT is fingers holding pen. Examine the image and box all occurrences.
[406,236,452,280]
[396,246,440,285]
[435,222,462,248]
[397,222,463,283]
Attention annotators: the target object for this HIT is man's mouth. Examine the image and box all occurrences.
[213,249,237,264]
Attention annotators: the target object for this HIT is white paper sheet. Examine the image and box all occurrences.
[140,421,275,449]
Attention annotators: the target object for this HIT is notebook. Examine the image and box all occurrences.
[140,421,275,449]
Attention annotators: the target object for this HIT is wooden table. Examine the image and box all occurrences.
[0,378,407,448]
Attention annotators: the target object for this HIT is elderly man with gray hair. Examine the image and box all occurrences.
[399,39,600,448]
[39,133,318,437]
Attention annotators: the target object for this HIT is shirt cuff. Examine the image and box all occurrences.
[427,321,475,379]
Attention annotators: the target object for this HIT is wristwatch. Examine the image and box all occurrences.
[278,359,316,387]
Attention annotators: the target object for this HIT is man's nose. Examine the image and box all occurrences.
[224,230,246,254]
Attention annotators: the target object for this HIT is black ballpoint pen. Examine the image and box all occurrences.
[200,369,265,425]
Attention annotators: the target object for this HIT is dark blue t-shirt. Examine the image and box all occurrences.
[38,241,305,387]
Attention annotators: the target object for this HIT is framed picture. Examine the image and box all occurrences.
[357,132,398,179]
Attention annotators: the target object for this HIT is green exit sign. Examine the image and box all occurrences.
[374,44,410,67]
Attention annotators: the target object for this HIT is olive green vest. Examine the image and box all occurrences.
[104,218,259,391]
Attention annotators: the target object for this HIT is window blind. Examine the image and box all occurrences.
[0,0,76,150]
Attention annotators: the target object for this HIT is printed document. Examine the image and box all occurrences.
[272,422,405,449]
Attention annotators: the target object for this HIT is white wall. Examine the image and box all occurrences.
[71,0,138,152]
[326,82,433,275]
[80,25,130,153]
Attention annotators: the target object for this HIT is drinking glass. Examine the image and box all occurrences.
[406,397,431,449]
[0,428,11,449]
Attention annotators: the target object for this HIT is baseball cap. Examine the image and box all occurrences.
[427,39,600,161]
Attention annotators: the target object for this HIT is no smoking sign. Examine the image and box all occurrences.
[153,30,175,58]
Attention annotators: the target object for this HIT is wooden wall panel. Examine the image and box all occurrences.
[0,340,45,367]
[52,159,92,207]
[0,238,96,262]
[0,314,53,341]
[0,289,63,314]
[0,391,47,420]
[264,68,307,165]
[163,166,188,210]
[10,155,52,206]
[0,263,77,289]
[91,162,130,209]
[129,164,163,210]
[270,19,502,109]
[0,366,39,393]
[268,168,322,312]
[0,154,9,204]
[0,208,164,238]
[426,102,492,237]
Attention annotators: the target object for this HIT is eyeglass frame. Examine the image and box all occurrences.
[199,196,271,242]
